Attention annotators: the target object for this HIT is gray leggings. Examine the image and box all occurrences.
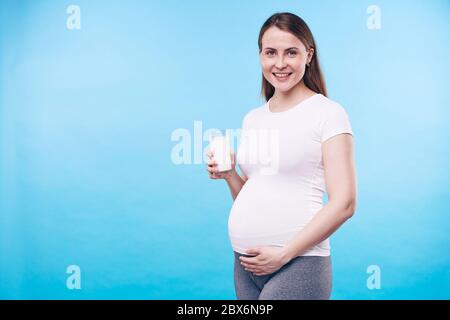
[234,251,332,300]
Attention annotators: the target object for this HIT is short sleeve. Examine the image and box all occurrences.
[241,108,256,130]
[320,104,353,143]
[242,113,250,129]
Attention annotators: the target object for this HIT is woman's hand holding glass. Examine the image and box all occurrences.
[206,149,236,181]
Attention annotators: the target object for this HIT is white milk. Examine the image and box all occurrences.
[209,134,232,172]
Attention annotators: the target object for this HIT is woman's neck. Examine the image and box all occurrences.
[270,81,317,111]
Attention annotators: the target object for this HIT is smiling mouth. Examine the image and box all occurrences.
[273,72,293,79]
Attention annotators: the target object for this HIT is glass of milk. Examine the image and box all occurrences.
[208,132,232,172]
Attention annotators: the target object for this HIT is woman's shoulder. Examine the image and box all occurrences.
[310,95,354,136]
[312,94,351,120]
[241,101,268,123]
[314,94,346,110]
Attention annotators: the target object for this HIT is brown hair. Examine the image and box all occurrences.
[258,12,327,101]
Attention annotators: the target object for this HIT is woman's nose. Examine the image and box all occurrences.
[275,56,287,68]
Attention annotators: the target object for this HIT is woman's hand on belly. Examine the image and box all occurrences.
[239,246,290,276]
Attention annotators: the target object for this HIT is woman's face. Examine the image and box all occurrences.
[260,26,313,93]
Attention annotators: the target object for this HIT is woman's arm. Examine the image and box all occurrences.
[225,171,247,201]
[281,133,357,261]
[206,150,248,201]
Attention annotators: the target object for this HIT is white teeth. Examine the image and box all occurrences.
[274,73,291,77]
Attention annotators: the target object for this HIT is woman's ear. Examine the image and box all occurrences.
[307,48,315,64]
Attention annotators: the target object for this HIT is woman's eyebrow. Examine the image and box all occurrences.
[264,47,299,51]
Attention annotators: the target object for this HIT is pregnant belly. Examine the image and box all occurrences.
[228,178,321,239]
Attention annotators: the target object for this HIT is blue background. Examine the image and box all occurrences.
[1,0,449,299]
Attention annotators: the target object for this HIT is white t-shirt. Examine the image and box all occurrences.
[228,93,353,256]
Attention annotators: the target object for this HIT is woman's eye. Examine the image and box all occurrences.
[265,51,296,57]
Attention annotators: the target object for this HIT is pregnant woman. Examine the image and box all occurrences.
[206,12,357,300]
